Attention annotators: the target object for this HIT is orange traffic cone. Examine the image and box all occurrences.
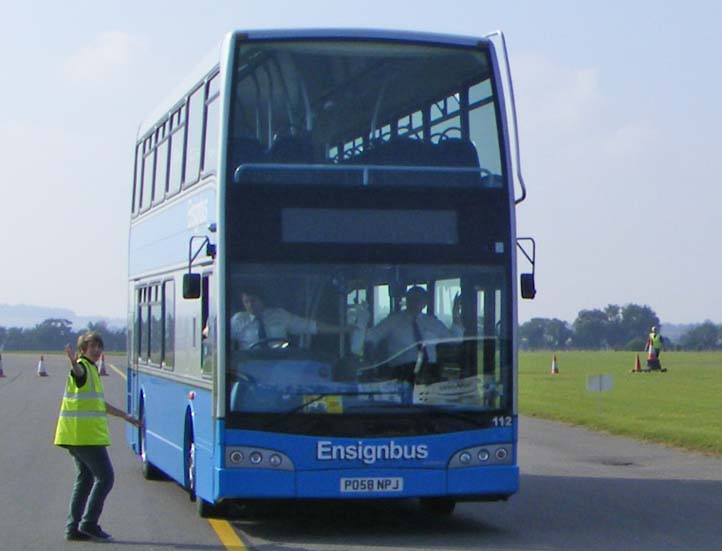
[551,354,559,374]
[647,344,656,361]
[0,353,5,377]
[37,355,48,377]
[632,353,642,373]
[98,353,108,376]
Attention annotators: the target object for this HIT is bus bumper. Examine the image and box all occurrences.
[215,465,518,500]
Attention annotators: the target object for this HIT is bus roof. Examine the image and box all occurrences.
[237,28,492,47]
[136,28,495,140]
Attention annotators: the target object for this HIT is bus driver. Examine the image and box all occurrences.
[230,287,350,349]
[364,286,463,381]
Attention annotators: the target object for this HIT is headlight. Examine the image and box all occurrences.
[224,446,294,470]
[449,444,513,468]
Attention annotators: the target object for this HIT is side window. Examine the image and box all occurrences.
[141,136,155,211]
[184,86,204,186]
[139,288,149,362]
[150,285,162,365]
[163,280,175,369]
[132,143,143,214]
[154,122,169,202]
[468,79,502,175]
[373,285,390,325]
[435,279,461,326]
[203,74,220,174]
[168,106,186,195]
[134,288,143,363]
[200,273,214,378]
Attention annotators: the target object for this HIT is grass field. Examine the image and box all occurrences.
[519,351,722,457]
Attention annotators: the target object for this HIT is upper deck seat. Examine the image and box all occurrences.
[435,138,481,186]
[366,137,433,186]
[268,135,314,164]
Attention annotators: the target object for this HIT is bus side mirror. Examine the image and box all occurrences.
[183,273,201,299]
[520,273,536,299]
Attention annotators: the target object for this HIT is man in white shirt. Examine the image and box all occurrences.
[364,286,462,381]
[230,288,350,350]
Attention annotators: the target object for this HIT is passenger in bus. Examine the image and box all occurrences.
[230,286,351,349]
[364,286,462,382]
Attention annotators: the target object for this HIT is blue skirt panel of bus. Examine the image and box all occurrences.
[214,425,518,499]
[214,465,518,499]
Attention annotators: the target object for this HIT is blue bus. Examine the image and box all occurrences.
[127,28,536,516]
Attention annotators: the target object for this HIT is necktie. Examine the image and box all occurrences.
[412,316,430,364]
[257,316,268,343]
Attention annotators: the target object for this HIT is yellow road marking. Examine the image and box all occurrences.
[108,362,126,380]
[208,518,248,550]
[109,362,248,549]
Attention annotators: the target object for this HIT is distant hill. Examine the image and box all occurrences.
[661,323,698,345]
[0,303,124,330]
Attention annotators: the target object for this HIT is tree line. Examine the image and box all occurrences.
[520,303,722,351]
[0,319,126,352]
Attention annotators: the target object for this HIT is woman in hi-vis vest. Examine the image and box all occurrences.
[54,331,139,542]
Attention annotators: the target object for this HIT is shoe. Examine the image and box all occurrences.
[78,525,113,541]
[65,529,91,541]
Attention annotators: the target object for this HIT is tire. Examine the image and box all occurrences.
[139,404,163,480]
[186,423,221,518]
[420,497,456,516]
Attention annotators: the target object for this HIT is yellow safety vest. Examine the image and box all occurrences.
[54,357,111,446]
[649,333,662,349]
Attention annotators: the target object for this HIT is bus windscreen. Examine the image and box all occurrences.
[228,39,504,189]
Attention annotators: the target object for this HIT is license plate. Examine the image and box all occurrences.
[340,477,404,493]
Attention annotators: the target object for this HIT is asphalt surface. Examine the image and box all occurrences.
[0,352,720,551]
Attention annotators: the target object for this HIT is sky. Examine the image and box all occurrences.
[1,0,721,325]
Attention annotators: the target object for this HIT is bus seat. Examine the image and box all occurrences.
[269,135,314,163]
[381,136,432,166]
[436,138,481,185]
[436,138,480,167]
[366,137,433,186]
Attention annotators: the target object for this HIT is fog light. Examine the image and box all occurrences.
[495,447,508,461]
[478,449,490,462]
[269,454,282,467]
[459,451,472,464]
[229,450,244,464]
[250,451,263,464]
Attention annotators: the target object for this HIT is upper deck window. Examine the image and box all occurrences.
[229,39,504,188]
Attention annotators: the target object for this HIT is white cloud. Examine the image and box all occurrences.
[62,31,149,86]
[514,53,604,140]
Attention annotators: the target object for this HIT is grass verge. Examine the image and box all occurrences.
[519,351,722,456]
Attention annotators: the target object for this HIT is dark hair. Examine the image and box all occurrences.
[406,286,428,300]
[240,284,266,302]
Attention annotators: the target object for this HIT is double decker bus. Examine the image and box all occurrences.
[127,28,536,516]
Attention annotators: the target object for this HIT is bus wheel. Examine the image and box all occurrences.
[185,422,217,517]
[139,405,163,480]
[420,497,456,516]
[185,425,197,502]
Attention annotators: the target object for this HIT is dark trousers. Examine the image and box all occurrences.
[65,446,115,534]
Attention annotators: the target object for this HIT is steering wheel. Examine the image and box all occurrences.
[249,338,290,350]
